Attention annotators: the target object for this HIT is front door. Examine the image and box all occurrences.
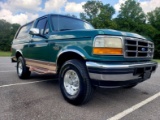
[28,17,51,62]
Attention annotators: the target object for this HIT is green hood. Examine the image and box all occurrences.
[99,29,147,40]
[49,29,147,40]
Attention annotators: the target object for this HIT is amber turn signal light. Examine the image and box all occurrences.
[93,48,123,55]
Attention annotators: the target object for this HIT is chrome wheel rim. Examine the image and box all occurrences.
[18,62,23,76]
[64,70,80,96]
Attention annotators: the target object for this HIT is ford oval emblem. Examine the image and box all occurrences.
[141,48,146,51]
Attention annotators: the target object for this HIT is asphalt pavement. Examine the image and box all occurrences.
[0,57,160,120]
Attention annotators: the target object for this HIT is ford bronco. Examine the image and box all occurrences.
[11,14,157,105]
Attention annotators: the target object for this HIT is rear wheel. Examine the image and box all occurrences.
[17,57,31,79]
[59,59,93,105]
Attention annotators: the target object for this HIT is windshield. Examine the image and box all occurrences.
[51,15,94,31]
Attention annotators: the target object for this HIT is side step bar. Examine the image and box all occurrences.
[27,66,56,74]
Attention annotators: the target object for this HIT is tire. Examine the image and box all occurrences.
[123,84,137,89]
[17,56,31,79]
[59,59,93,105]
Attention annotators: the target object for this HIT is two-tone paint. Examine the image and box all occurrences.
[11,14,157,87]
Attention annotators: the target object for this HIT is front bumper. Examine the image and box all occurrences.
[86,61,157,87]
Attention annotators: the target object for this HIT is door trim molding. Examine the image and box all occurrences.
[25,58,56,71]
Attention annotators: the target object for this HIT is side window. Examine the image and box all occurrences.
[51,16,58,31]
[16,22,33,39]
[44,21,49,35]
[35,17,48,35]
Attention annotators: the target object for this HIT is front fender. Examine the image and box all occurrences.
[57,46,90,60]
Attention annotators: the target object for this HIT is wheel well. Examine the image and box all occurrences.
[16,52,22,59]
[57,52,85,74]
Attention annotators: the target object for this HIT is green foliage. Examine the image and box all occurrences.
[80,1,117,29]
[82,1,103,20]
[0,20,20,51]
[147,7,160,58]
[92,4,117,29]
[118,0,146,23]
[154,59,160,63]
[116,0,146,32]
[147,7,160,31]
[80,0,160,58]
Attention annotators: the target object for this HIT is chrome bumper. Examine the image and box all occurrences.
[86,61,157,81]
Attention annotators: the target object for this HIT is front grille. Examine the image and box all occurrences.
[124,37,154,58]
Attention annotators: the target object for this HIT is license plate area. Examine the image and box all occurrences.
[143,70,151,80]
[134,67,152,80]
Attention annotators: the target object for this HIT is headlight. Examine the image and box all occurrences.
[93,36,123,55]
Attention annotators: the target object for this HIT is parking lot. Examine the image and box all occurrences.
[0,57,160,120]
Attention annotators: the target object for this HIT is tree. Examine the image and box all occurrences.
[116,0,146,32]
[92,4,117,29]
[147,7,160,58]
[147,7,160,31]
[0,20,20,51]
[80,1,117,29]
[81,1,103,20]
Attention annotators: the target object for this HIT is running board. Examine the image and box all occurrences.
[27,66,56,74]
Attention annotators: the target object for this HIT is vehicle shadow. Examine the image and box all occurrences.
[26,73,58,80]
[28,73,151,107]
[14,73,154,120]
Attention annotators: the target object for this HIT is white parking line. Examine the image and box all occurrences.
[0,66,16,68]
[0,79,53,88]
[0,70,16,73]
[0,63,13,64]
[107,92,160,120]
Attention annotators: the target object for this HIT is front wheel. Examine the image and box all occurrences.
[17,57,31,79]
[59,59,93,105]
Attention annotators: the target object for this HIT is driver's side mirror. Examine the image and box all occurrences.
[29,28,39,35]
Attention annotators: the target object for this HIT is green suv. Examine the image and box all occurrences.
[11,14,157,105]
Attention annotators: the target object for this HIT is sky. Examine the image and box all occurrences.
[0,0,160,25]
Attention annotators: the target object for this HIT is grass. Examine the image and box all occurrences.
[0,51,11,57]
[154,59,160,63]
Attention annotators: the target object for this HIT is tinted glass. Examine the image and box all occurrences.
[36,17,47,34]
[16,22,33,38]
[51,16,94,31]
[44,21,49,35]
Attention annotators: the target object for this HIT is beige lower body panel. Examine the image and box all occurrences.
[25,58,56,74]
